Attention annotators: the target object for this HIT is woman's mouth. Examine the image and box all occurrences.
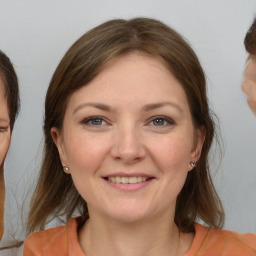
[107,176,150,184]
[103,175,154,191]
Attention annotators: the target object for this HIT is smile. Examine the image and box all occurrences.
[107,176,149,184]
[103,174,155,191]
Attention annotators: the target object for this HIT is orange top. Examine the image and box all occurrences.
[23,217,256,256]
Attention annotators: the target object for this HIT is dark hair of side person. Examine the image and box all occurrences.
[244,18,256,55]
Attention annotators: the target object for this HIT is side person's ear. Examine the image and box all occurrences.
[51,127,70,174]
[241,56,256,115]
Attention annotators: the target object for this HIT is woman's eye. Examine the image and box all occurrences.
[0,127,7,132]
[82,117,107,126]
[149,116,174,127]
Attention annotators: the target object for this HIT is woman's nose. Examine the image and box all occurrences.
[110,125,146,164]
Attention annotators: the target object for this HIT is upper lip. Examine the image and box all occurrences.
[103,172,154,178]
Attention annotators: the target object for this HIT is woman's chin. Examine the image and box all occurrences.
[92,204,156,224]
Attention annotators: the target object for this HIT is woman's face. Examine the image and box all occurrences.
[53,52,204,223]
[0,79,10,166]
[242,55,256,115]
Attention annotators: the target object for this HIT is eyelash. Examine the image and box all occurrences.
[148,116,175,127]
[81,115,175,127]
[81,116,107,126]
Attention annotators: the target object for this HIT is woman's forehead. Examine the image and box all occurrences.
[64,53,192,122]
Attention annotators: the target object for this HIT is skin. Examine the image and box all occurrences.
[52,52,205,256]
[242,55,256,115]
[0,79,11,239]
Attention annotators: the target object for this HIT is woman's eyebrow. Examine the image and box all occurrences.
[73,103,112,114]
[142,102,183,113]
[73,102,183,114]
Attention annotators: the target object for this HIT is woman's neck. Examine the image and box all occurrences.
[78,211,194,256]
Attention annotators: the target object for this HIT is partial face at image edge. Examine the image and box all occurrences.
[0,78,11,239]
[242,55,256,115]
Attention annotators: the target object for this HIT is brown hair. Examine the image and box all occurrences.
[244,18,256,55]
[0,50,20,131]
[27,17,224,234]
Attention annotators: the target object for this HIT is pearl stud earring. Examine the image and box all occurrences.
[190,160,196,168]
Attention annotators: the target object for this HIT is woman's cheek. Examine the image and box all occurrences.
[148,136,191,171]
[67,134,111,172]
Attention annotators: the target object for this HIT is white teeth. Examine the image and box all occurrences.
[129,177,137,184]
[107,176,149,184]
[116,177,121,183]
[137,177,142,182]
[121,177,128,183]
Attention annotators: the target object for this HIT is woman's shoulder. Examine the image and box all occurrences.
[186,223,256,256]
[23,223,68,255]
[23,217,85,256]
[206,224,256,251]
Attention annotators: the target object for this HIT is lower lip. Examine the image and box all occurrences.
[104,178,154,191]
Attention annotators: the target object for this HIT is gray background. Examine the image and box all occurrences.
[0,0,255,245]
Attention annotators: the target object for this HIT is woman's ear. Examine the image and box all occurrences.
[51,127,68,171]
[189,126,206,170]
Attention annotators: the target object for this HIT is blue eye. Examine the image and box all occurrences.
[149,116,174,127]
[82,117,107,126]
